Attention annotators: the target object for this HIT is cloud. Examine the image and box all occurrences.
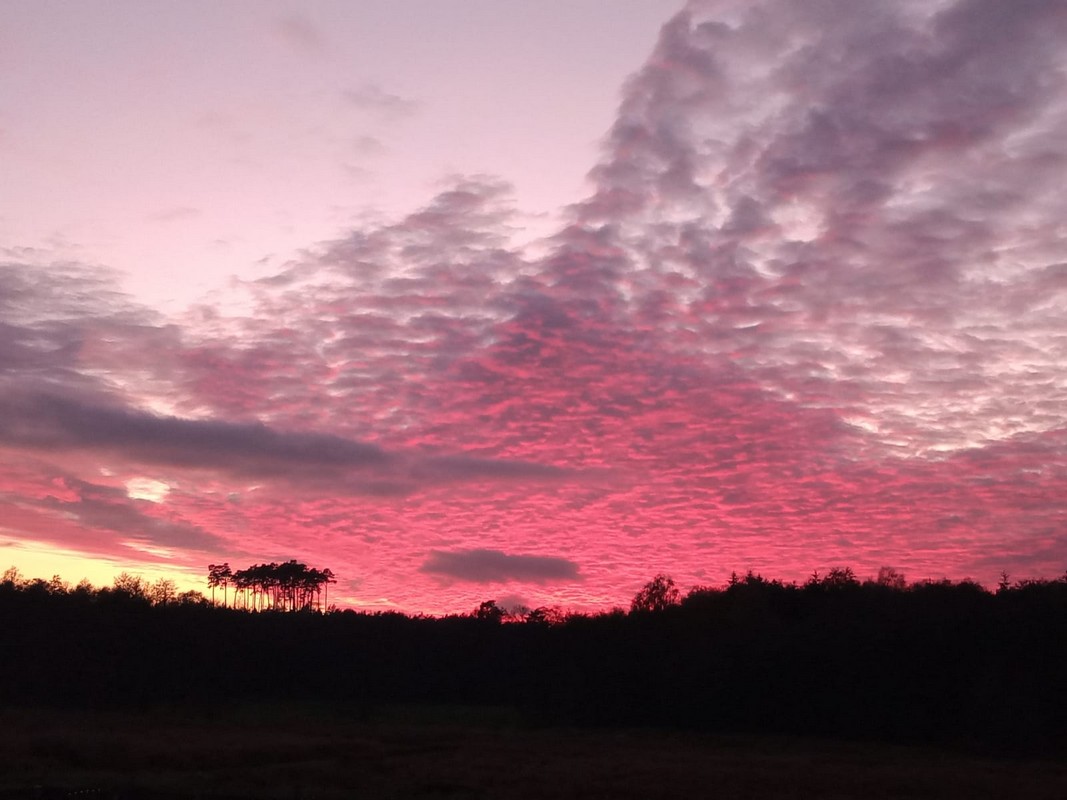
[0,389,571,495]
[565,0,1067,455]
[351,135,386,157]
[413,455,569,483]
[37,477,227,553]
[343,84,418,119]
[0,466,229,564]
[274,16,326,54]
[0,262,173,400]
[0,389,387,470]
[420,549,581,584]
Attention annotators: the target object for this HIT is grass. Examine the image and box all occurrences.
[0,703,1065,799]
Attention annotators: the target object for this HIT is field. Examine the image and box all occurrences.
[1,705,1065,799]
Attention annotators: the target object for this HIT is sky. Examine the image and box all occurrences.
[2,0,1066,613]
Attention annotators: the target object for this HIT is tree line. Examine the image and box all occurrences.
[2,564,1065,754]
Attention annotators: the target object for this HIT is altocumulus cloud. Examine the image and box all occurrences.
[420,549,581,584]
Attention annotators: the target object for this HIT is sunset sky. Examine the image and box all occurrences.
[2,0,1066,613]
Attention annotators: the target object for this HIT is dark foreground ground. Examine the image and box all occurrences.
[1,704,1065,800]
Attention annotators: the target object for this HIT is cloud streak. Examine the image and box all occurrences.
[0,388,570,494]
[0,390,389,474]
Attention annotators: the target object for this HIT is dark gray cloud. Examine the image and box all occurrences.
[0,390,388,473]
[0,385,571,496]
[420,549,581,583]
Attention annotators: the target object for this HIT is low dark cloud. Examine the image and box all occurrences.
[0,390,386,471]
[0,389,571,495]
[420,549,581,584]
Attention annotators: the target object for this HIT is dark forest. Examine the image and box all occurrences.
[2,567,1065,756]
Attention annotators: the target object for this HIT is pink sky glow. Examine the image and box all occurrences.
[2,0,1066,612]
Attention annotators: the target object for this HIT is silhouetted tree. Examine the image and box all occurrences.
[474,599,505,623]
[150,578,177,606]
[221,561,334,612]
[177,589,208,605]
[48,574,68,594]
[875,566,906,589]
[232,567,252,609]
[320,568,336,611]
[824,566,857,587]
[998,571,1012,593]
[525,605,566,626]
[805,566,859,592]
[113,572,149,601]
[630,574,681,613]
[207,562,232,607]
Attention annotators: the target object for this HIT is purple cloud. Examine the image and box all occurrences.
[420,549,581,584]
